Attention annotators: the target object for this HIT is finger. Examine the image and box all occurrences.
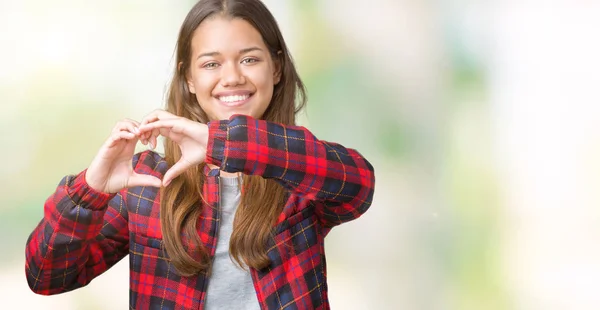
[140,112,178,147]
[123,118,141,128]
[140,129,159,149]
[127,117,152,145]
[105,131,137,148]
[143,131,151,145]
[163,159,192,187]
[140,114,158,127]
[145,126,185,147]
[150,128,160,149]
[113,119,141,135]
[140,109,177,126]
[138,131,149,145]
[122,122,140,136]
[127,172,163,188]
[138,119,186,134]
[125,119,141,136]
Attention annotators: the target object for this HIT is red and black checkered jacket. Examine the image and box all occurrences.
[25,115,375,309]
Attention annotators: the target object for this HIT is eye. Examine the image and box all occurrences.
[202,62,220,69]
[241,57,259,64]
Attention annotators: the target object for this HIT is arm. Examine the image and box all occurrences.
[206,114,375,228]
[25,117,162,294]
[25,170,130,295]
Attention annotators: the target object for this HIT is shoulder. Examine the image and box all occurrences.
[132,150,168,177]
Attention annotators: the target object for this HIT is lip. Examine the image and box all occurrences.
[214,90,254,107]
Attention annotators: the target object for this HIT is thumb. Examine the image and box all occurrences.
[163,160,191,187]
[127,172,163,188]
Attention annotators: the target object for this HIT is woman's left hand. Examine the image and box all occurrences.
[138,109,209,186]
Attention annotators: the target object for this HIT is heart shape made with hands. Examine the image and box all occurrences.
[137,109,210,187]
[84,109,210,194]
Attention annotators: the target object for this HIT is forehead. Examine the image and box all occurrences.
[191,16,267,54]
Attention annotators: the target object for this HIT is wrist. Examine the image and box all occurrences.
[84,169,106,193]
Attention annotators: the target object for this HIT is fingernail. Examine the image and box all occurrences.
[134,127,139,134]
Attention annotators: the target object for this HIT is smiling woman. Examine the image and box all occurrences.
[187,17,282,121]
[23,0,375,309]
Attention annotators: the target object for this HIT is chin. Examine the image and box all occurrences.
[223,109,259,120]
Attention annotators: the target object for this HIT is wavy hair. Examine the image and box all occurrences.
[160,0,307,276]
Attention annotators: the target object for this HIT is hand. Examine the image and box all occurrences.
[138,109,209,187]
[86,119,163,193]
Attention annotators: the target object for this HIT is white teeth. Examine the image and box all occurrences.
[219,95,249,103]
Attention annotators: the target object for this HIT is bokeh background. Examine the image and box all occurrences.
[1,0,600,309]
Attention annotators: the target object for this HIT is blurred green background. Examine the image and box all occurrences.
[2,1,600,309]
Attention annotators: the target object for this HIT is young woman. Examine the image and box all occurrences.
[25,0,375,309]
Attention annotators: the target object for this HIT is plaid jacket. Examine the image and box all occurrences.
[25,115,375,309]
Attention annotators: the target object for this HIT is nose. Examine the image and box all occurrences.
[220,62,245,87]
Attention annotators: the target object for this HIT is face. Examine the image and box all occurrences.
[186,16,281,121]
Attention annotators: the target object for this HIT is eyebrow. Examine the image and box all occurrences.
[196,47,264,60]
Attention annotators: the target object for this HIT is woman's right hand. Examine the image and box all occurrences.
[85,119,162,193]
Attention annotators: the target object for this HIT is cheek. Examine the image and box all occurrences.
[191,72,217,95]
[192,76,216,115]
[251,69,275,94]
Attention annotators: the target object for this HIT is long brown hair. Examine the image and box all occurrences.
[160,0,307,277]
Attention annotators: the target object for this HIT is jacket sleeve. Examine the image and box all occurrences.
[25,162,134,295]
[206,114,375,228]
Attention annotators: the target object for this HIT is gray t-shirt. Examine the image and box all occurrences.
[205,176,261,310]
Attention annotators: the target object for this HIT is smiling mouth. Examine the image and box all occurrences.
[217,94,252,106]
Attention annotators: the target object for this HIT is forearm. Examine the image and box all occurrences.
[206,115,375,223]
[25,171,119,294]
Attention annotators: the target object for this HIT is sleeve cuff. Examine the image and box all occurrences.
[66,170,116,211]
[205,119,228,168]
